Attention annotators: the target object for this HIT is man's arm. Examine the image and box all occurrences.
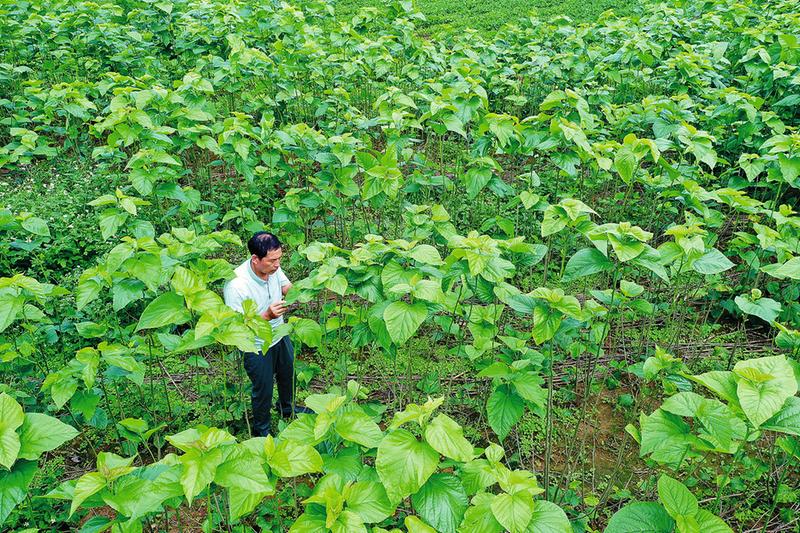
[223,282,245,313]
[278,267,292,296]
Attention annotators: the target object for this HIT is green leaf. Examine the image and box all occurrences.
[70,471,107,516]
[761,396,800,436]
[21,216,50,237]
[0,460,37,524]
[525,500,571,532]
[490,491,534,533]
[734,294,782,324]
[179,448,223,502]
[290,509,329,532]
[614,144,638,183]
[376,429,439,504]
[269,439,324,477]
[410,244,443,265]
[694,509,733,533]
[411,473,468,533]
[291,318,322,347]
[0,393,24,432]
[335,408,383,448]
[75,321,108,338]
[424,414,474,462]
[383,301,428,345]
[17,413,78,460]
[346,480,394,523]
[487,385,524,441]
[734,356,798,427]
[692,249,734,275]
[102,475,173,521]
[330,509,367,533]
[531,306,562,345]
[459,492,504,532]
[464,166,494,200]
[660,392,744,450]
[215,449,273,494]
[562,248,612,282]
[75,278,102,311]
[512,373,547,407]
[0,292,24,333]
[606,502,674,533]
[657,475,697,519]
[136,291,192,331]
[405,515,437,533]
[98,208,127,240]
[0,393,24,468]
[692,371,740,408]
[639,409,694,467]
[215,320,259,353]
[112,279,145,311]
[228,485,272,522]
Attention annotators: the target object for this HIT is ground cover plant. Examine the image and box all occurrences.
[1,0,799,531]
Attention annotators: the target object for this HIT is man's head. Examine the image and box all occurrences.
[248,232,282,278]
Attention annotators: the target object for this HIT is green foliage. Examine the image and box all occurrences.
[1,0,799,529]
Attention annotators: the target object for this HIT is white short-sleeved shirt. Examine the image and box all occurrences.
[223,259,290,350]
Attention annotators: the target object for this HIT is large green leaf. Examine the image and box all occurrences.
[692,248,734,275]
[383,300,428,345]
[0,393,24,468]
[410,244,443,265]
[228,485,272,521]
[0,292,25,336]
[734,293,782,324]
[733,356,797,427]
[347,480,394,523]
[424,414,474,463]
[605,502,674,533]
[525,500,571,533]
[289,507,328,533]
[660,392,745,450]
[102,476,171,521]
[269,440,324,477]
[136,291,192,331]
[291,318,322,347]
[376,429,439,504]
[562,247,613,282]
[694,509,733,533]
[17,413,78,460]
[761,396,800,436]
[464,166,494,199]
[178,448,223,502]
[0,460,37,524]
[657,475,697,519]
[214,449,273,494]
[639,409,696,467]
[335,408,383,448]
[487,385,524,441]
[21,216,50,237]
[490,491,534,533]
[459,492,504,533]
[70,471,107,516]
[691,371,740,408]
[330,509,367,533]
[411,473,468,533]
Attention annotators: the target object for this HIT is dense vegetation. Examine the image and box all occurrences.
[332,0,639,33]
[1,0,799,531]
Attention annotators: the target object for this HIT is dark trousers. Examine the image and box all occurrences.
[243,336,296,437]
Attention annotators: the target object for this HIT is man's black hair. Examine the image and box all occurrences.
[248,232,282,258]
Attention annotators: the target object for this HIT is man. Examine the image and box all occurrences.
[223,231,311,437]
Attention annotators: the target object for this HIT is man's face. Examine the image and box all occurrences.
[252,248,282,278]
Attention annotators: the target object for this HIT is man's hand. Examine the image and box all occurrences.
[262,301,288,320]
